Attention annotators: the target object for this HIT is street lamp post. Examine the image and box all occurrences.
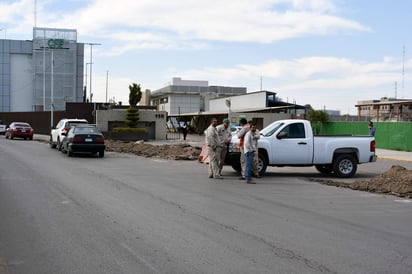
[85,62,92,101]
[84,43,101,102]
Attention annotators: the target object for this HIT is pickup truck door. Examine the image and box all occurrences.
[270,122,313,164]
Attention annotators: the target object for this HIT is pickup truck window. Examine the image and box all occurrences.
[279,123,306,139]
[261,121,284,137]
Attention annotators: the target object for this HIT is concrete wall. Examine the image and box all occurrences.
[95,109,168,140]
[210,92,267,112]
[229,112,292,128]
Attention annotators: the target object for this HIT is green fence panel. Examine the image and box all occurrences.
[320,122,412,152]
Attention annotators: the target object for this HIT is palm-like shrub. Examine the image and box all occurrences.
[125,83,142,128]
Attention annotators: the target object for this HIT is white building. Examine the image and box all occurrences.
[150,77,247,115]
[0,27,84,112]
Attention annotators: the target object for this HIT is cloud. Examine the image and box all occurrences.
[1,0,366,53]
[165,54,410,113]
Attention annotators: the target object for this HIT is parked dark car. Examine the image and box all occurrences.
[5,122,34,140]
[60,125,105,157]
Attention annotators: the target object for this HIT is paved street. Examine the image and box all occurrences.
[1,137,411,273]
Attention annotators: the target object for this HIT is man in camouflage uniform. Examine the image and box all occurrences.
[205,118,223,179]
[216,118,232,176]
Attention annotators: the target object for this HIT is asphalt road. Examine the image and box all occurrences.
[0,138,411,274]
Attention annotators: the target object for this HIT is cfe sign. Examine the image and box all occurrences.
[47,39,64,49]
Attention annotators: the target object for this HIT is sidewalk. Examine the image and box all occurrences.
[375,148,412,163]
[33,134,412,163]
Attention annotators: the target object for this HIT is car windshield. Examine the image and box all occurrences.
[260,121,284,137]
[15,123,30,127]
[74,127,100,134]
[67,121,88,127]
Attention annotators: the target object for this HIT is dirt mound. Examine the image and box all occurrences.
[350,165,412,197]
[315,165,412,198]
[105,140,202,160]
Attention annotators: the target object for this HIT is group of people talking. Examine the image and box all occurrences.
[205,117,260,184]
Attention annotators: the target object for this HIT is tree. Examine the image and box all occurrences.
[126,83,142,128]
[129,83,142,107]
[306,105,329,135]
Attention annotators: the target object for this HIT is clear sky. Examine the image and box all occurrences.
[1,0,411,114]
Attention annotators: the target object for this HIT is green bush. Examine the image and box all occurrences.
[126,107,139,128]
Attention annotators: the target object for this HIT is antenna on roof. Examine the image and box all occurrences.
[402,45,405,99]
[34,0,37,27]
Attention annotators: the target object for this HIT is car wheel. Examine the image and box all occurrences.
[98,150,105,158]
[333,154,357,178]
[49,135,56,148]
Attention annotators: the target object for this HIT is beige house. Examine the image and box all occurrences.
[356,97,412,122]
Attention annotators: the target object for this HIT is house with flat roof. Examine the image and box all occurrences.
[150,77,247,115]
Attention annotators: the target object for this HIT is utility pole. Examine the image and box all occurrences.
[84,43,101,102]
[105,70,109,103]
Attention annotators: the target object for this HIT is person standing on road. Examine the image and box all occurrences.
[237,118,250,180]
[216,118,232,177]
[181,122,188,140]
[244,123,258,184]
[249,121,261,178]
[368,121,376,136]
[205,118,223,179]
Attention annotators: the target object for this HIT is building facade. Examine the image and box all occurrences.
[150,77,247,115]
[0,27,84,112]
[356,97,412,122]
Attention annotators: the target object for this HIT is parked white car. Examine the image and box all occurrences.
[50,118,88,149]
[0,124,6,135]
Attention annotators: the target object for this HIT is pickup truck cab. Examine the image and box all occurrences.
[227,119,377,178]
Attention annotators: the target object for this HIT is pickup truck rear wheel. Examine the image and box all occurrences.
[315,164,333,174]
[333,154,357,178]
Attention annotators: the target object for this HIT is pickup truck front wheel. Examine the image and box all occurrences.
[333,154,357,178]
[258,154,267,176]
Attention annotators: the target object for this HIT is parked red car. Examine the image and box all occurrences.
[5,122,34,140]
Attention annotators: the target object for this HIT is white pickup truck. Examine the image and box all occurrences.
[226,119,377,178]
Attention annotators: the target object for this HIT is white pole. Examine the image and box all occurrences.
[89,45,93,102]
[43,31,46,110]
[105,70,109,103]
[51,51,54,128]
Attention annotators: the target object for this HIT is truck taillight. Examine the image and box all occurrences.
[370,140,376,152]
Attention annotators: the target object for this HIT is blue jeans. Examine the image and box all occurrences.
[245,151,255,180]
